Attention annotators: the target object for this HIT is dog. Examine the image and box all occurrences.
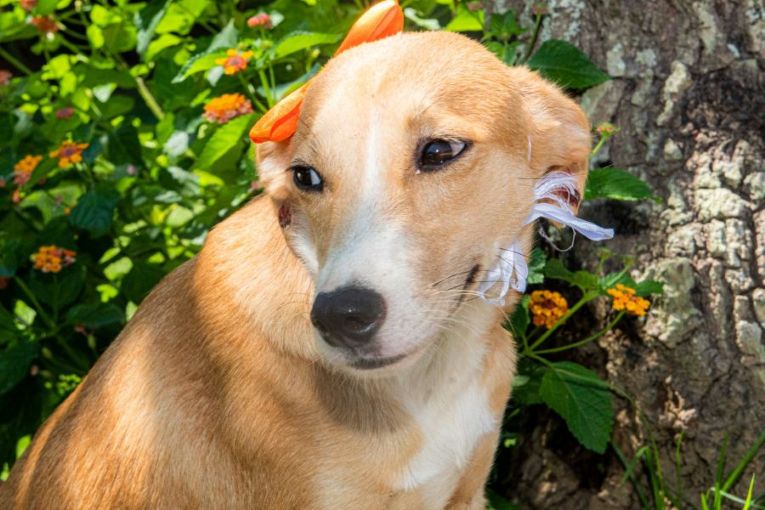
[0,30,592,509]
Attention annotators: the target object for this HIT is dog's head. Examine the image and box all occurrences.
[256,32,590,373]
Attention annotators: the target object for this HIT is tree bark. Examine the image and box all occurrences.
[497,1,765,508]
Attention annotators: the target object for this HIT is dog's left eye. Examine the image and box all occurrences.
[418,139,468,171]
[291,165,324,192]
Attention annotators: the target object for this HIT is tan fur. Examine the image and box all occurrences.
[0,32,590,509]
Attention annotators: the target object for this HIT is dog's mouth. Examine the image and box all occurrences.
[349,353,407,370]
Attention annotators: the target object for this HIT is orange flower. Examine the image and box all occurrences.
[13,155,42,186]
[32,245,76,273]
[30,16,58,34]
[607,283,650,317]
[247,13,272,28]
[215,49,254,75]
[50,141,88,168]
[529,290,568,329]
[20,0,37,11]
[203,93,253,124]
[0,70,11,86]
[249,0,403,144]
[249,85,306,143]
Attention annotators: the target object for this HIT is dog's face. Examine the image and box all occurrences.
[257,32,590,373]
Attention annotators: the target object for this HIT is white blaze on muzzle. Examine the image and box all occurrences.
[478,171,615,306]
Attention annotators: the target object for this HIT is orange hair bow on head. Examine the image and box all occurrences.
[248,0,404,144]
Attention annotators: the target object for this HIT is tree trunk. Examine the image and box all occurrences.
[497,1,765,508]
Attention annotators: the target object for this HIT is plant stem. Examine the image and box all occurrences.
[134,75,165,120]
[14,277,56,329]
[258,68,274,107]
[0,45,34,75]
[523,14,543,63]
[534,311,624,355]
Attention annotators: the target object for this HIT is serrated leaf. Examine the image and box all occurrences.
[0,304,19,339]
[136,0,171,56]
[122,262,165,303]
[508,295,530,339]
[544,258,575,284]
[0,341,38,395]
[635,279,663,296]
[274,32,341,59]
[66,303,125,329]
[528,40,610,90]
[539,361,614,453]
[173,52,226,83]
[29,265,86,311]
[585,167,654,201]
[512,364,545,406]
[195,114,255,170]
[69,187,120,237]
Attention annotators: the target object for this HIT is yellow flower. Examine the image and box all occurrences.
[203,93,253,124]
[32,245,76,273]
[529,290,568,329]
[13,155,43,186]
[607,283,650,317]
[215,49,254,75]
[50,141,88,168]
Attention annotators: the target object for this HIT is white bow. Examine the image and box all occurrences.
[477,172,614,305]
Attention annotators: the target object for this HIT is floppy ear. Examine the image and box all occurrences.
[510,67,591,213]
[255,140,293,203]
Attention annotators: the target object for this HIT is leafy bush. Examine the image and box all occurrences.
[5,2,758,507]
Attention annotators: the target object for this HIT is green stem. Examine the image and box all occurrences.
[13,277,56,329]
[523,14,543,63]
[591,135,608,157]
[0,45,34,75]
[258,68,274,107]
[237,73,267,112]
[535,311,624,355]
[134,75,165,120]
[525,290,599,353]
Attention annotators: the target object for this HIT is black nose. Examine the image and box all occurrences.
[310,286,386,349]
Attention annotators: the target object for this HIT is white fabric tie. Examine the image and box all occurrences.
[477,172,614,305]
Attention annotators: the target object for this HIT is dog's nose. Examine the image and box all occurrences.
[310,286,386,349]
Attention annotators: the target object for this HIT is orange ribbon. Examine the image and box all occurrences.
[249,0,404,144]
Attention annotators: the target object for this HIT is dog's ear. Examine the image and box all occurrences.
[255,140,293,202]
[511,68,591,212]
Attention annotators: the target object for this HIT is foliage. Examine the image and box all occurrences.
[4,2,756,508]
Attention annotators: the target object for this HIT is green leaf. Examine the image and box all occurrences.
[0,342,38,395]
[136,0,171,56]
[634,279,663,296]
[274,32,341,59]
[539,361,614,453]
[572,270,599,291]
[403,8,440,30]
[0,304,19,340]
[29,265,86,311]
[122,262,165,303]
[69,187,120,237]
[172,52,226,83]
[512,363,545,406]
[66,303,125,329]
[585,167,654,202]
[527,248,546,285]
[195,114,256,170]
[544,258,575,284]
[527,40,610,90]
[445,4,483,32]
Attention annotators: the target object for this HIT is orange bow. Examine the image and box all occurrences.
[249,0,404,144]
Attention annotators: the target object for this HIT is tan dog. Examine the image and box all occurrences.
[0,31,590,509]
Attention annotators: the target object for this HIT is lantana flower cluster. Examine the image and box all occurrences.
[32,245,76,273]
[607,284,650,317]
[216,49,254,75]
[50,141,88,168]
[530,290,569,329]
[203,93,253,124]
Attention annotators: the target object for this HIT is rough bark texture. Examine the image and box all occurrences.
[495,1,765,508]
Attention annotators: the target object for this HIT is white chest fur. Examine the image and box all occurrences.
[393,340,497,509]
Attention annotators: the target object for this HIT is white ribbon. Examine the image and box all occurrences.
[478,172,615,305]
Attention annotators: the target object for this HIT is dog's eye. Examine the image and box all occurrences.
[292,165,324,192]
[418,139,468,171]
